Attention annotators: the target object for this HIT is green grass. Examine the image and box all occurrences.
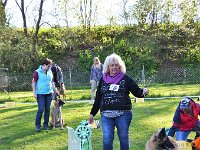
[147,83,200,97]
[0,99,197,150]
[0,89,92,103]
[0,83,200,149]
[1,83,200,103]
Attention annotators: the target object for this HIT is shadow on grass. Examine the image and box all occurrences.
[0,104,69,149]
[0,99,186,150]
[0,104,37,114]
[0,102,100,149]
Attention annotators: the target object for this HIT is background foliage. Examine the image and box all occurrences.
[0,0,199,77]
[0,23,200,74]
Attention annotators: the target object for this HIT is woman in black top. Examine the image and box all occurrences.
[88,53,148,150]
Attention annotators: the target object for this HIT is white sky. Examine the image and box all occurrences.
[6,0,134,27]
[5,0,200,28]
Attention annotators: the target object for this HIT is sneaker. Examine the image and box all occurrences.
[43,124,49,130]
[35,125,41,132]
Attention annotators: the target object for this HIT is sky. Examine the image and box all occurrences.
[5,0,200,28]
[6,0,134,27]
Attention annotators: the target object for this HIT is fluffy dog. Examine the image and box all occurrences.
[145,128,180,150]
[58,83,66,100]
[50,98,65,129]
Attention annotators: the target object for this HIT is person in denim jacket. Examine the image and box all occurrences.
[90,57,103,103]
[88,53,148,150]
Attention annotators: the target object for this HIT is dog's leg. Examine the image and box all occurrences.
[63,94,66,100]
[63,92,66,100]
[60,117,64,129]
[59,108,64,129]
[61,85,66,100]
[64,87,66,100]
[52,111,56,129]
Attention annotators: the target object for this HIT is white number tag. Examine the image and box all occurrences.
[109,84,119,91]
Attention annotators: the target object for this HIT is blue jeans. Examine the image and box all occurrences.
[169,121,200,141]
[176,130,191,141]
[101,111,132,150]
[35,94,52,127]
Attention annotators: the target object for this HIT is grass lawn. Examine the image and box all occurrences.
[0,99,197,150]
[1,83,200,103]
[0,83,200,150]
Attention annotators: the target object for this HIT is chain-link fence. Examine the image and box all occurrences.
[1,65,200,92]
[0,68,9,92]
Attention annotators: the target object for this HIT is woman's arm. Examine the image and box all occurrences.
[90,78,102,116]
[126,75,144,98]
[90,65,94,81]
[32,71,38,98]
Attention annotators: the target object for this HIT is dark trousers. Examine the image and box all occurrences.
[35,94,52,126]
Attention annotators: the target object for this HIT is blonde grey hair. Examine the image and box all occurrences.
[93,57,100,63]
[93,57,101,68]
[102,53,126,74]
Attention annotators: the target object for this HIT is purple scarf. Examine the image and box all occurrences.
[103,71,125,84]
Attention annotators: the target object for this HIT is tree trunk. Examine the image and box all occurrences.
[0,0,8,27]
[15,0,28,37]
[31,0,45,70]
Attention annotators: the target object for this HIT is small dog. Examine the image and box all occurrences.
[58,83,66,100]
[145,128,180,150]
[50,98,65,129]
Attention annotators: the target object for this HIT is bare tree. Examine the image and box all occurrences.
[148,0,161,28]
[15,0,44,49]
[79,0,93,30]
[122,0,130,25]
[131,0,162,28]
[15,0,28,36]
[179,0,199,27]
[132,0,150,26]
[0,0,8,27]
[15,0,46,69]
[162,0,174,24]
[64,2,69,27]
[87,0,92,29]
[61,0,70,27]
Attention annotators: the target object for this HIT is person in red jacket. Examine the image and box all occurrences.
[168,97,200,141]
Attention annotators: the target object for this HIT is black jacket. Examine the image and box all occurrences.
[90,74,144,116]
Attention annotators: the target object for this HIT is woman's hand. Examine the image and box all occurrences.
[143,88,149,96]
[33,92,37,98]
[88,114,94,124]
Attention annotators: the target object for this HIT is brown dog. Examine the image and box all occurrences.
[57,83,66,100]
[50,98,65,129]
[145,128,180,150]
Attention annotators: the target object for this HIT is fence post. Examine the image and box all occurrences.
[141,65,145,88]
[69,67,72,98]
[0,68,10,99]
[183,68,186,83]
[69,67,72,88]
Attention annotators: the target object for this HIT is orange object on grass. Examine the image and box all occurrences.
[192,137,200,150]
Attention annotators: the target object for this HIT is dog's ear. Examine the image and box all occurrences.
[55,93,60,100]
[58,99,65,106]
[158,128,166,141]
[152,135,158,142]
